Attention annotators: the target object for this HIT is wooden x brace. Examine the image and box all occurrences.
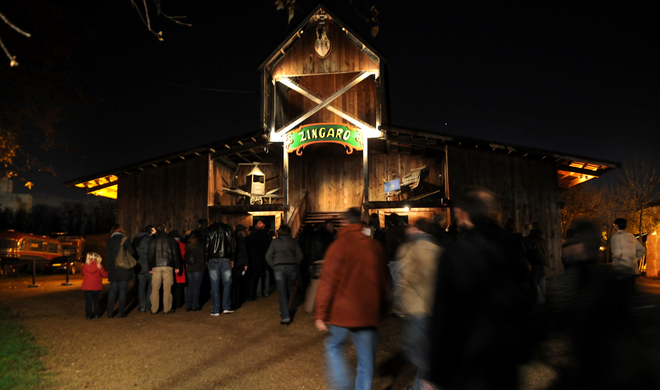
[273,71,378,137]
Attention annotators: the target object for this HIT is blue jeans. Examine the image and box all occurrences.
[256,267,271,297]
[137,273,152,310]
[273,264,297,321]
[325,325,378,390]
[209,258,232,312]
[186,271,203,309]
[107,279,129,317]
[401,315,430,390]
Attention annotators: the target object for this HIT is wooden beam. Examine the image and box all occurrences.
[283,144,289,221]
[279,75,377,133]
[557,166,602,177]
[363,137,369,204]
[274,71,372,135]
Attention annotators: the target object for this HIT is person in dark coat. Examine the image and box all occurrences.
[148,223,182,314]
[310,219,336,262]
[246,222,271,300]
[428,187,530,390]
[184,229,206,311]
[133,225,155,312]
[526,221,549,304]
[231,224,249,310]
[266,224,303,324]
[106,224,137,318]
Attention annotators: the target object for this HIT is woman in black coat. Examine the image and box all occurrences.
[106,224,137,318]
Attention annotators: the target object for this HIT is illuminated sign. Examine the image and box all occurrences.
[285,124,364,155]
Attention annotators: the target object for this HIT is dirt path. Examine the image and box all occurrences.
[1,274,659,389]
[0,274,415,389]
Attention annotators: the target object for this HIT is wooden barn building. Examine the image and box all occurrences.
[66,5,619,276]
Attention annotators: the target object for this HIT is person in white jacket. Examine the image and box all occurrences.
[611,218,646,283]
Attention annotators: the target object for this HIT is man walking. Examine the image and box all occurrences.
[611,218,646,289]
[206,211,235,315]
[315,207,389,390]
[147,223,182,314]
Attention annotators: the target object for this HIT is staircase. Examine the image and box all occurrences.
[297,211,347,235]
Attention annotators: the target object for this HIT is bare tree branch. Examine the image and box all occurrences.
[142,0,152,31]
[130,0,163,40]
[0,11,32,67]
[0,35,16,65]
[152,0,192,26]
[0,11,31,37]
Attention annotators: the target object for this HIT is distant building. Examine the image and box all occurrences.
[0,178,32,213]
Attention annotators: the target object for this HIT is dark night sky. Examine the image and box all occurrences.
[7,0,659,203]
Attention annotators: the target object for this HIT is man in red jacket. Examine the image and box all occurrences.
[315,207,389,390]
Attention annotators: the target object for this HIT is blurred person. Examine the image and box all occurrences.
[504,218,538,308]
[170,230,186,309]
[246,221,272,300]
[305,220,337,312]
[266,224,303,324]
[231,224,249,310]
[368,213,386,247]
[311,219,336,262]
[106,224,137,318]
[526,221,549,304]
[206,211,235,315]
[395,218,444,390]
[297,224,316,297]
[427,187,530,390]
[133,224,155,312]
[547,219,656,389]
[384,213,407,299]
[148,223,182,314]
[184,229,206,311]
[611,218,646,289]
[81,252,108,320]
[315,207,389,390]
[430,213,451,247]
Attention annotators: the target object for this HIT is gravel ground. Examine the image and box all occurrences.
[1,274,659,390]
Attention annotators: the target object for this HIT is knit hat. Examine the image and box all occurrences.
[255,220,265,229]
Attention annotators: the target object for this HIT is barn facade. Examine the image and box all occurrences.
[66,5,618,276]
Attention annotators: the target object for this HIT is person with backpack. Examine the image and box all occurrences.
[106,224,137,318]
[266,224,303,325]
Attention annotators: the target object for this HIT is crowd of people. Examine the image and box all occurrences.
[80,187,653,390]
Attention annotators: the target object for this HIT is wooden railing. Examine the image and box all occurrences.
[288,191,310,238]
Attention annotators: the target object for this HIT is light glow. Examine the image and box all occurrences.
[89,184,118,199]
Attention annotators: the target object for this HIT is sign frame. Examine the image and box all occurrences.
[285,123,364,155]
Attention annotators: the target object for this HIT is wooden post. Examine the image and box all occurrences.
[363,138,369,207]
[283,144,289,222]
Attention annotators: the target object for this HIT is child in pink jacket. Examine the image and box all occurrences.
[82,252,108,319]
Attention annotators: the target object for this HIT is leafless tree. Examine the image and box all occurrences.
[617,158,660,242]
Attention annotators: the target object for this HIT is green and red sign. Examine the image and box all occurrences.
[285,124,364,155]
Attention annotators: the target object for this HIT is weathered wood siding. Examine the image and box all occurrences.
[447,146,563,275]
[209,157,283,206]
[288,144,363,212]
[372,208,450,229]
[287,144,444,211]
[271,20,379,78]
[368,150,444,202]
[116,156,208,238]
